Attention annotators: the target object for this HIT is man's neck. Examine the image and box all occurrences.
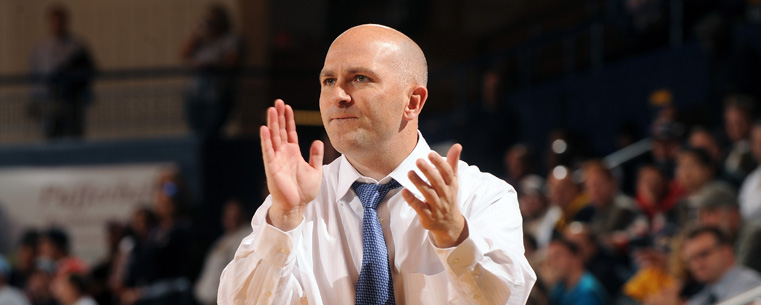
[564,266,585,289]
[345,131,418,181]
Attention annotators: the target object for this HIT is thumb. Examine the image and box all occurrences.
[309,140,324,169]
[447,143,462,177]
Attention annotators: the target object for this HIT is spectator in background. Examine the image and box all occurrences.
[0,255,30,305]
[547,166,594,232]
[193,199,250,305]
[38,228,87,280]
[563,222,630,299]
[696,192,761,274]
[25,270,57,305]
[681,227,761,305]
[723,95,757,182]
[29,4,96,139]
[180,3,244,140]
[53,273,97,305]
[634,164,683,233]
[581,160,638,250]
[121,171,194,305]
[519,175,559,249]
[118,207,157,303]
[675,147,736,222]
[9,230,40,289]
[541,238,608,305]
[738,120,761,223]
[503,143,535,186]
[649,111,683,177]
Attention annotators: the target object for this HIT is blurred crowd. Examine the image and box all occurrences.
[516,96,761,304]
[0,168,251,305]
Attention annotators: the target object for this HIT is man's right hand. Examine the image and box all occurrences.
[260,99,324,231]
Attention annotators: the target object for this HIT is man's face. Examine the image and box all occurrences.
[725,108,750,142]
[682,233,732,284]
[636,167,665,204]
[675,153,712,193]
[584,171,615,208]
[544,242,574,281]
[319,34,411,155]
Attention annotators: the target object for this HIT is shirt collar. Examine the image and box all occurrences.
[335,131,433,201]
[708,265,742,297]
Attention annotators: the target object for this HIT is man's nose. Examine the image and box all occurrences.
[328,84,352,106]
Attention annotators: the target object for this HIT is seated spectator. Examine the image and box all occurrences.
[25,269,56,305]
[723,95,757,183]
[581,160,638,250]
[503,143,536,186]
[38,228,87,280]
[689,126,741,187]
[563,222,631,298]
[634,164,683,234]
[53,273,97,305]
[193,199,250,305]
[681,226,761,305]
[738,120,761,223]
[541,238,608,305]
[547,166,595,232]
[9,230,40,289]
[0,255,30,305]
[675,147,736,222]
[519,175,559,249]
[697,192,761,274]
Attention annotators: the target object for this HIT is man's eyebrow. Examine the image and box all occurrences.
[319,70,334,78]
[346,67,377,77]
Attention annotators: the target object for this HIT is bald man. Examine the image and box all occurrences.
[218,24,535,305]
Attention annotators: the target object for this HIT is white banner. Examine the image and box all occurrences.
[0,163,175,266]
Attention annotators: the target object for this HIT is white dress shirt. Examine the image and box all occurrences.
[218,134,536,305]
[739,167,761,223]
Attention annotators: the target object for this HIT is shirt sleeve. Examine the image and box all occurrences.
[429,171,537,305]
[217,196,307,305]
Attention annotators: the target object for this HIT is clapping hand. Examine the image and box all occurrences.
[402,144,467,248]
[260,99,324,231]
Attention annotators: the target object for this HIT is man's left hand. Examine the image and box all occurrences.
[402,143,467,248]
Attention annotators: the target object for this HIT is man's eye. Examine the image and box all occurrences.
[355,75,369,82]
[323,78,336,86]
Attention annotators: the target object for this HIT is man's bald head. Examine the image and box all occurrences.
[329,24,428,87]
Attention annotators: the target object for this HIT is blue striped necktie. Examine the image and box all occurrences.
[352,180,401,305]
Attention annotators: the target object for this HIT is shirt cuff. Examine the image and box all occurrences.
[429,220,484,277]
[253,218,304,268]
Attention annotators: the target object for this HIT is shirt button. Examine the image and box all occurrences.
[265,291,272,297]
[451,258,459,265]
[280,248,288,254]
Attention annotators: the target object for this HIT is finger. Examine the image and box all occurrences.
[267,106,282,150]
[309,140,324,169]
[275,99,288,143]
[260,126,275,163]
[285,104,298,144]
[416,158,448,197]
[402,189,429,216]
[428,152,455,186]
[446,143,463,177]
[408,170,438,206]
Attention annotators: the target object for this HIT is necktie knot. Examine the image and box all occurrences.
[352,180,401,210]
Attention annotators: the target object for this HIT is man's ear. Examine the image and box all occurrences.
[403,85,428,121]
